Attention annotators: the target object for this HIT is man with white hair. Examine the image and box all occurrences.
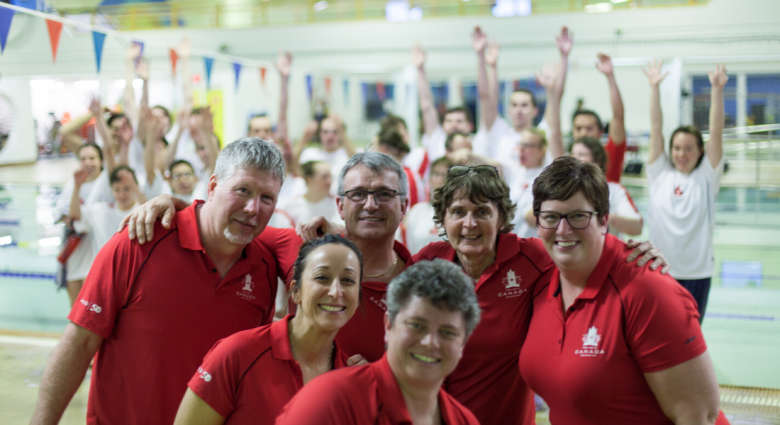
[31,138,288,425]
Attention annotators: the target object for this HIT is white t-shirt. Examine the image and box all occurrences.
[607,182,642,241]
[73,203,139,266]
[278,174,307,206]
[277,195,339,228]
[421,125,448,167]
[647,153,725,279]
[299,147,350,195]
[127,135,147,183]
[402,202,444,255]
[472,117,551,166]
[509,164,546,239]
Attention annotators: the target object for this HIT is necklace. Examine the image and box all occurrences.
[364,253,398,278]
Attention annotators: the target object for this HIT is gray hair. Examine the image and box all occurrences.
[337,152,408,203]
[386,259,481,337]
[213,138,286,184]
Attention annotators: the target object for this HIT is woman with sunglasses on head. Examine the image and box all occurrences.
[413,164,669,425]
[173,235,367,425]
[519,156,728,425]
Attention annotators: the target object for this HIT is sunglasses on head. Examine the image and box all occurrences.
[447,165,499,178]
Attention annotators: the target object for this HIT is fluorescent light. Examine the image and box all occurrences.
[409,6,423,20]
[492,0,515,17]
[74,80,100,90]
[313,1,328,11]
[29,79,65,90]
[611,0,628,3]
[585,2,613,13]
[0,236,11,246]
[38,237,61,247]
[386,1,410,22]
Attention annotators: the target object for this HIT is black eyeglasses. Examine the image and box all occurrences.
[342,189,399,204]
[447,165,499,178]
[535,211,599,229]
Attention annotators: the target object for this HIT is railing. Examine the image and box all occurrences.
[51,0,710,31]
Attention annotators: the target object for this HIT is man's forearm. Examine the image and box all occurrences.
[607,74,626,144]
[30,324,101,425]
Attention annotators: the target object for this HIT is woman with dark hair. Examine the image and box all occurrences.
[644,61,728,322]
[173,235,367,425]
[519,156,727,424]
[413,164,667,425]
[570,136,643,239]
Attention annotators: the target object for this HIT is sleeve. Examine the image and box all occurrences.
[67,228,144,339]
[624,274,707,373]
[86,171,114,205]
[700,153,726,194]
[604,137,627,183]
[474,117,510,159]
[275,371,368,425]
[187,337,244,418]
[255,227,303,282]
[645,152,672,182]
[421,125,447,162]
[613,185,641,219]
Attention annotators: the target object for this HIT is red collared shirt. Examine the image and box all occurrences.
[412,234,554,425]
[188,315,349,424]
[70,201,280,425]
[275,354,479,425]
[519,234,708,424]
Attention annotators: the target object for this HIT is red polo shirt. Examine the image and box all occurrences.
[605,136,627,183]
[412,234,554,425]
[336,241,412,362]
[275,354,479,425]
[69,201,280,425]
[256,229,412,362]
[188,315,349,424]
[519,234,709,424]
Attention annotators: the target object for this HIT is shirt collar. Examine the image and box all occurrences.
[271,315,349,368]
[371,354,413,423]
[547,234,621,301]
[177,201,204,251]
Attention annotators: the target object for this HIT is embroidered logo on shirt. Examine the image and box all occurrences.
[237,274,256,301]
[498,269,527,298]
[197,367,212,382]
[575,326,605,357]
[674,186,684,197]
[369,296,388,312]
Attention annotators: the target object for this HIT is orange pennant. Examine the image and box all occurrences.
[169,48,178,76]
[324,77,332,96]
[45,19,63,63]
[260,67,267,86]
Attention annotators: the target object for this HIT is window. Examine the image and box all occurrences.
[692,76,737,130]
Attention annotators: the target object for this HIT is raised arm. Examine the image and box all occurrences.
[68,168,90,222]
[58,111,94,154]
[644,351,721,425]
[140,105,158,187]
[473,27,499,130]
[485,40,500,110]
[180,38,193,116]
[537,62,564,159]
[135,57,151,139]
[197,107,220,175]
[706,64,728,168]
[30,323,103,425]
[643,59,669,164]
[275,51,292,143]
[123,44,141,126]
[412,43,440,138]
[164,108,188,171]
[596,53,626,145]
[87,97,118,175]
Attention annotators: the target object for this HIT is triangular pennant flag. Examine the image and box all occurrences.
[324,77,332,97]
[92,31,107,73]
[0,8,14,54]
[305,74,313,102]
[260,67,267,86]
[343,79,349,107]
[232,62,241,91]
[45,20,63,63]
[169,49,178,76]
[203,57,214,89]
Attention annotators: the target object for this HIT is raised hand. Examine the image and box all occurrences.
[411,43,426,69]
[178,37,191,59]
[556,26,573,57]
[642,59,669,87]
[126,43,141,61]
[275,51,293,78]
[136,57,150,81]
[471,26,487,54]
[74,167,90,186]
[596,53,614,76]
[88,95,102,117]
[485,40,500,67]
[708,63,728,89]
[535,61,559,90]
